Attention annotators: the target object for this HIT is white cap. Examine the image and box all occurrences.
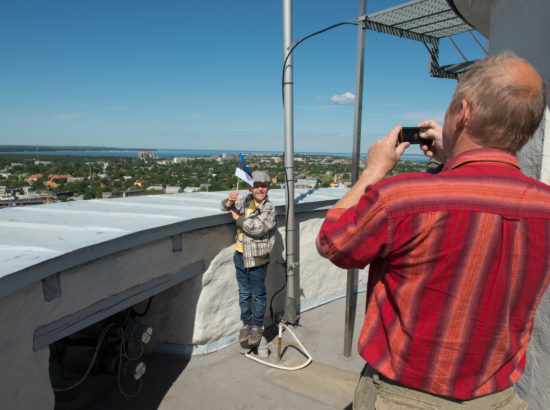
[252,170,270,184]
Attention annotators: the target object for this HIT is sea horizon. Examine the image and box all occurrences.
[0,147,429,162]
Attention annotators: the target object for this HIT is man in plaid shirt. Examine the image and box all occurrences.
[317,52,549,409]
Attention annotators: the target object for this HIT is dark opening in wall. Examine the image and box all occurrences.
[50,300,153,409]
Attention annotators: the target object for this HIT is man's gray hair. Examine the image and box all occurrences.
[449,51,547,152]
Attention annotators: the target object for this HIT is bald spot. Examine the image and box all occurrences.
[507,59,543,95]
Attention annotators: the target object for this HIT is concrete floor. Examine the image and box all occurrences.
[55,294,367,410]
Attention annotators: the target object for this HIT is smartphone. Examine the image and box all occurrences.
[398,127,431,145]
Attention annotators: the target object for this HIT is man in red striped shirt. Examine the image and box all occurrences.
[317,52,548,409]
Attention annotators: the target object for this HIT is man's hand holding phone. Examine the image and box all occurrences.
[418,120,446,163]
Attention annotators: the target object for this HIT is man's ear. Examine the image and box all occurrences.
[455,99,470,132]
[248,186,253,192]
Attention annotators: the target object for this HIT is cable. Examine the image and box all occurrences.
[271,17,359,367]
[244,322,312,371]
[269,279,287,324]
[280,20,358,303]
[116,328,143,399]
[52,323,115,392]
[282,19,358,103]
[131,297,153,317]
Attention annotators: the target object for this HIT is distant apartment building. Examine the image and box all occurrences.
[138,151,155,159]
[165,186,182,194]
[28,174,43,183]
[173,157,189,164]
[48,174,74,182]
[146,185,164,191]
[95,161,110,172]
[123,190,142,197]
[295,178,319,188]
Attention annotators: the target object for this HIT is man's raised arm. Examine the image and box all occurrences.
[316,125,408,257]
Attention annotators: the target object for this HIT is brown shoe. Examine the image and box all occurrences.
[239,325,252,344]
[248,325,263,347]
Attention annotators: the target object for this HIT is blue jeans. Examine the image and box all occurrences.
[234,251,268,327]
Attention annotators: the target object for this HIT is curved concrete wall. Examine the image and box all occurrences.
[484,3,550,409]
[0,206,366,410]
[146,211,367,354]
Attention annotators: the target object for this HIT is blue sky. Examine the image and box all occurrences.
[0,0,487,153]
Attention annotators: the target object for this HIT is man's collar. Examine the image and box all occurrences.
[442,148,520,172]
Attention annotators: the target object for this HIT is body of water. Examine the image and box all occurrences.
[0,148,429,162]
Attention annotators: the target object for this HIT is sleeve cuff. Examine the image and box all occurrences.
[235,216,245,228]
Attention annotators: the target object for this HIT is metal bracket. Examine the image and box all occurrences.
[171,234,182,253]
[42,273,61,302]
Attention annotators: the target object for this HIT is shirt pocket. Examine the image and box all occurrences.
[251,237,270,257]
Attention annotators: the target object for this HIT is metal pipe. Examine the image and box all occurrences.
[468,30,487,55]
[277,322,282,361]
[344,0,367,358]
[282,0,297,325]
[448,36,468,62]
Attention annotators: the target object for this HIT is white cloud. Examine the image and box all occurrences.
[330,92,355,105]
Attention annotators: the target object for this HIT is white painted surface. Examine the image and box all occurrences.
[0,188,343,281]
[0,188,346,300]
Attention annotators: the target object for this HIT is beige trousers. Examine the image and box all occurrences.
[353,364,527,410]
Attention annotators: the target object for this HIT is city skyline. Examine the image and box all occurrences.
[0,0,487,154]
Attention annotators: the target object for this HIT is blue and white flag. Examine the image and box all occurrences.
[235,153,254,186]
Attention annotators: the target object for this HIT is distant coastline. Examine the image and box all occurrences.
[0,145,428,162]
[0,145,143,152]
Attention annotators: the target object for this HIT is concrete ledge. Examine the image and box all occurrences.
[33,261,204,350]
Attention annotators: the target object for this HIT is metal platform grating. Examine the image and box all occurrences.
[359,0,479,79]
[367,0,472,39]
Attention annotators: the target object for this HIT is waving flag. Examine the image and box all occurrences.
[235,153,254,186]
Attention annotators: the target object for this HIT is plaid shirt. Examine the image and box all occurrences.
[318,148,550,399]
[221,193,276,268]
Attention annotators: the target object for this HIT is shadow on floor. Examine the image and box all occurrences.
[55,353,190,410]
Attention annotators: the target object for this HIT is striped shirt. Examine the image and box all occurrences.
[318,148,550,399]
